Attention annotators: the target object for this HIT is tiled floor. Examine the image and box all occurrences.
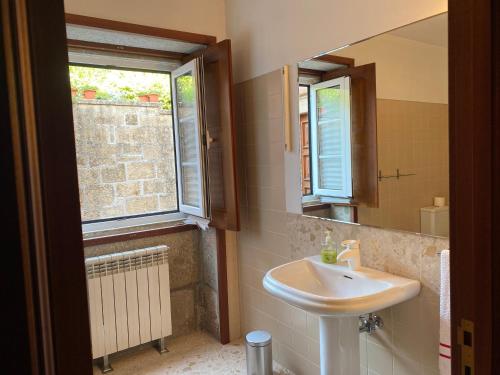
[93,331,292,375]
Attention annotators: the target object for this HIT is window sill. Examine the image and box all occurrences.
[82,214,197,247]
[303,203,332,212]
[82,222,197,247]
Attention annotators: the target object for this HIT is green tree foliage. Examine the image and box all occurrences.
[69,65,172,109]
[175,75,195,106]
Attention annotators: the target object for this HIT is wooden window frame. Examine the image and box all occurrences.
[313,54,354,67]
[65,14,217,62]
[67,39,188,60]
[298,55,355,77]
[65,13,217,46]
[66,14,233,346]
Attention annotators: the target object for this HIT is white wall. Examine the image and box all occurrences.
[225,0,447,214]
[64,0,227,41]
[335,33,448,104]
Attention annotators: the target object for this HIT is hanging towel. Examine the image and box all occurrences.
[439,249,451,374]
[184,215,210,230]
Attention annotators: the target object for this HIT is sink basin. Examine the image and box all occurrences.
[262,255,421,375]
[263,255,420,316]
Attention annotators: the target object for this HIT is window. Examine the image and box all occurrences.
[309,76,352,199]
[70,65,179,223]
[172,59,208,218]
[69,39,239,231]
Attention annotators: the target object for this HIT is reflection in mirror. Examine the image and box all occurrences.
[298,13,449,237]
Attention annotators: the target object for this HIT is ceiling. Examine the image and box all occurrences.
[298,13,447,73]
[389,13,447,47]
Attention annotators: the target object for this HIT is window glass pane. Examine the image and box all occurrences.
[70,65,178,222]
[175,72,200,208]
[316,84,345,190]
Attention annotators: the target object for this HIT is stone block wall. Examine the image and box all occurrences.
[73,100,177,221]
[199,228,221,339]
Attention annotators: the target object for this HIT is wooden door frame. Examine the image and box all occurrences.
[449,0,498,373]
[3,0,92,374]
[5,0,499,373]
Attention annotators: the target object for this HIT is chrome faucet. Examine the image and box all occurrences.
[337,240,361,271]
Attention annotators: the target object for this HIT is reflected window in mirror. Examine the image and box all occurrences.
[299,56,378,223]
[297,13,449,238]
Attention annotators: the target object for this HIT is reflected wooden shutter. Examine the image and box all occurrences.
[323,63,379,207]
[199,40,240,231]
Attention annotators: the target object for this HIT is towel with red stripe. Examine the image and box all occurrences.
[439,250,451,374]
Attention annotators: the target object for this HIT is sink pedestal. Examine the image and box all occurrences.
[319,316,359,375]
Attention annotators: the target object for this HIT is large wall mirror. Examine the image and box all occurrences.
[298,13,449,237]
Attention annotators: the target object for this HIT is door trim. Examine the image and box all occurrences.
[449,0,496,372]
[4,0,93,373]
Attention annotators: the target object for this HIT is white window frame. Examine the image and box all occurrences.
[69,53,185,234]
[171,58,208,218]
[310,76,352,199]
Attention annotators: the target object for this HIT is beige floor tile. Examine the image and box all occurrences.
[93,331,292,375]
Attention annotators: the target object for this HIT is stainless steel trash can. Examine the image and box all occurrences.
[245,330,272,375]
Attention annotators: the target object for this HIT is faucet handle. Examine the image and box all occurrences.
[338,240,361,271]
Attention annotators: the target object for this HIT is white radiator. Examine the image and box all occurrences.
[85,245,172,360]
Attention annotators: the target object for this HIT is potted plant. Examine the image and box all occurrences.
[71,87,78,97]
[95,91,112,100]
[119,86,137,102]
[82,85,98,99]
[147,90,161,102]
[137,91,149,102]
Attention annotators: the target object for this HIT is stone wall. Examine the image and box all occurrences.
[73,100,177,221]
[199,228,221,338]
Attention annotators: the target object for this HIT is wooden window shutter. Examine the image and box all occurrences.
[199,40,240,230]
[322,63,379,208]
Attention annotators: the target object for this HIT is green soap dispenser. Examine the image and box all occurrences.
[320,230,337,264]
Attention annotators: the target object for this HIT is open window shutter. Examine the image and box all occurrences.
[322,63,379,207]
[310,76,353,198]
[172,58,209,218]
[198,40,240,231]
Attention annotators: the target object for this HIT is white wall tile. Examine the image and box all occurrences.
[235,70,447,374]
[367,341,394,375]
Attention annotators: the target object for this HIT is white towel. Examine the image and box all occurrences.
[439,249,451,374]
[184,215,210,230]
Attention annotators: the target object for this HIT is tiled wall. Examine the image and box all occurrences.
[84,227,220,339]
[358,99,449,233]
[235,69,449,375]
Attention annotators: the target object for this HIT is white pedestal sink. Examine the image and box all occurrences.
[263,255,420,375]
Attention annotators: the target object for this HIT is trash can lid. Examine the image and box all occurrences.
[245,330,272,347]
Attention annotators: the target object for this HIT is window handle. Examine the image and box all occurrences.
[206,129,216,149]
